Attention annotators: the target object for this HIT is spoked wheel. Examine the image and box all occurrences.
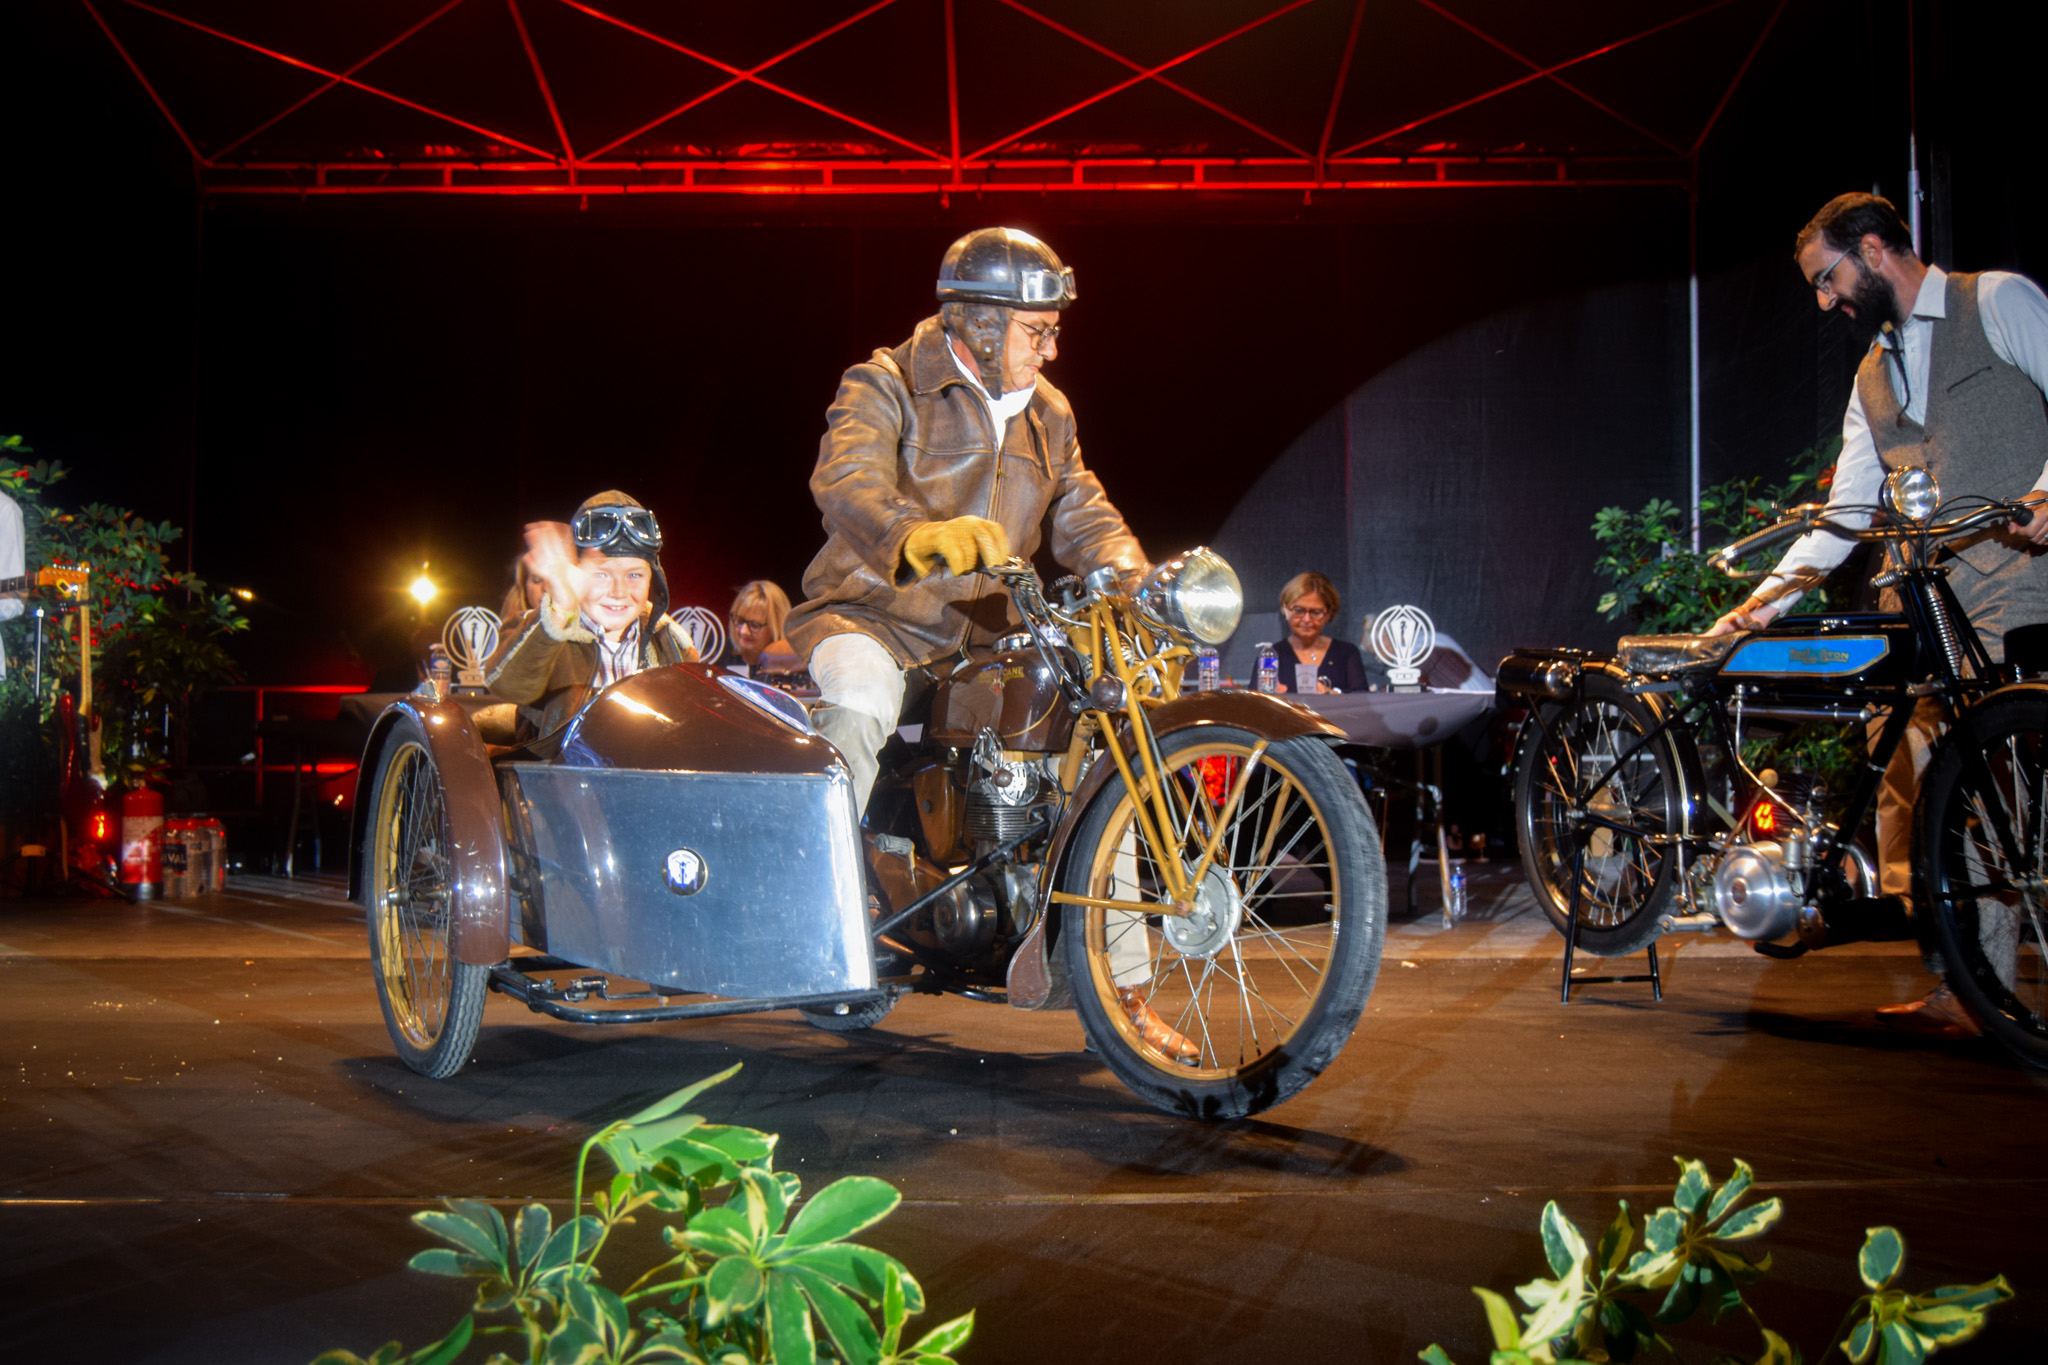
[1515,671,1685,957]
[1916,690,2048,1068]
[362,715,488,1078]
[1059,725,1385,1120]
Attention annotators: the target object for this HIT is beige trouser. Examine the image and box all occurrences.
[808,631,1152,985]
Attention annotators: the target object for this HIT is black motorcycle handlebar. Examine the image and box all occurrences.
[1707,497,2032,579]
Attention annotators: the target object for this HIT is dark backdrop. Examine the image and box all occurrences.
[9,0,2048,684]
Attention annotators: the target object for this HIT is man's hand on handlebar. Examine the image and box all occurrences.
[2014,491,2048,545]
[902,516,1011,577]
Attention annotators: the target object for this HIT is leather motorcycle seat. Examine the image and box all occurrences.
[1615,633,1743,676]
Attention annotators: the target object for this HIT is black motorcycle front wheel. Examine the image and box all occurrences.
[1059,726,1385,1120]
[361,716,489,1078]
[1915,689,2048,1068]
[1515,671,1685,957]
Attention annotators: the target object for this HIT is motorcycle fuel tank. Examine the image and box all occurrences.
[1719,614,1916,686]
[929,646,1074,752]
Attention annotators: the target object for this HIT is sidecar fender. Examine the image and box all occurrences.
[347,697,511,967]
[1009,691,1346,1010]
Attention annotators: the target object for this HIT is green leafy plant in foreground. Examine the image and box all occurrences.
[313,1065,973,1365]
[1421,1157,2011,1365]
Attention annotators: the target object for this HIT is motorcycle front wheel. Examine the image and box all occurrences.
[1915,689,2048,1069]
[1059,725,1385,1120]
[361,715,489,1078]
[1514,672,1684,957]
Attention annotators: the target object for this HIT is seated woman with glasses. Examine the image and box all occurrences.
[718,579,800,678]
[484,491,699,738]
[1275,571,1369,695]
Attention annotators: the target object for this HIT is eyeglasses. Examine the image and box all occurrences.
[731,617,772,633]
[1013,317,1060,354]
[1810,246,1854,299]
[1286,605,1329,621]
[572,505,662,552]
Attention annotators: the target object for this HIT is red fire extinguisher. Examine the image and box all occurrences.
[120,787,165,902]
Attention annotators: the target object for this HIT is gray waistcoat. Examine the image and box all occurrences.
[1858,271,2048,655]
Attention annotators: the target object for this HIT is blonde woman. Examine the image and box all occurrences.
[722,580,795,675]
[1275,571,1368,694]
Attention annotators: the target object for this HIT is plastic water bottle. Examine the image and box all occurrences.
[1447,860,1468,926]
[1196,646,1220,692]
[1255,643,1279,694]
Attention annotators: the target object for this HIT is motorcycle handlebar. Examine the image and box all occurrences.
[1707,498,2032,579]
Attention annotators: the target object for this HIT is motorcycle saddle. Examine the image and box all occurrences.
[1615,632,1743,676]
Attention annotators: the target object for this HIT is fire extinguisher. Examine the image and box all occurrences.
[120,787,165,902]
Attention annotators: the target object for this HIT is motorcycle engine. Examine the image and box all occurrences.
[1711,841,1802,940]
[967,727,1044,844]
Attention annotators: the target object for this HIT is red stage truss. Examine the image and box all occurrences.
[82,0,1787,200]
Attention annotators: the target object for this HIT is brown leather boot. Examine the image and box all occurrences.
[1875,982,1983,1040]
[1115,987,1200,1064]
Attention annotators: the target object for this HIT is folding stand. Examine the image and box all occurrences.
[1559,841,1662,1004]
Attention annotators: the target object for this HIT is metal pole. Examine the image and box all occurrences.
[1689,179,1702,553]
[33,606,45,699]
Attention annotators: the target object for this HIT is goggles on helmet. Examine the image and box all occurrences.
[934,265,1077,307]
[572,505,662,554]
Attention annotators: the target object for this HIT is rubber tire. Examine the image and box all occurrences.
[1915,689,2048,1069]
[362,715,489,1078]
[1059,726,1386,1121]
[800,994,899,1032]
[1514,671,1684,958]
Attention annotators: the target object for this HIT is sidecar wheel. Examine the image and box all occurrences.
[362,716,488,1079]
[1514,672,1683,957]
[1060,726,1386,1120]
[1916,690,2048,1069]
[800,994,898,1032]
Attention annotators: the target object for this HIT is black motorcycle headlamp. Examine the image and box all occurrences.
[573,505,663,556]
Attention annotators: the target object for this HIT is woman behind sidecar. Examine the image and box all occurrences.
[348,663,882,1079]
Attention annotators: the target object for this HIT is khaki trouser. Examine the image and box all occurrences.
[808,632,1151,984]
[1871,698,1947,906]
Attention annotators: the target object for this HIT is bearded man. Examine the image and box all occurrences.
[1709,191,2048,1036]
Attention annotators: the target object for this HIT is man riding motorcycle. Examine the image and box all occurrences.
[783,228,1192,1058]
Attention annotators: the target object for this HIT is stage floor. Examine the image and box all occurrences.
[2,865,2042,1362]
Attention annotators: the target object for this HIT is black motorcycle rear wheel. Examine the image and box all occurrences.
[1059,726,1385,1121]
[1514,671,1685,957]
[1915,689,2048,1069]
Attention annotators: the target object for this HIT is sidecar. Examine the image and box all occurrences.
[347,663,884,1078]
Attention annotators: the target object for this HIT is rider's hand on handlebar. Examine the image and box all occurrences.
[902,517,1011,577]
[2014,491,2048,544]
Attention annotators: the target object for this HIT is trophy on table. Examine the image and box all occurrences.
[1370,605,1436,692]
[441,606,502,691]
[672,606,727,666]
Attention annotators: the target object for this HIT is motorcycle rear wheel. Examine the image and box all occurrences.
[1514,672,1684,957]
[1915,690,2048,1069]
[362,717,489,1078]
[800,994,898,1032]
[1059,726,1385,1120]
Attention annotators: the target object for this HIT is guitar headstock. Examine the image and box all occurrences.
[37,563,90,600]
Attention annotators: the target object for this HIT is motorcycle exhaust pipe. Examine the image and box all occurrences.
[1792,895,1916,950]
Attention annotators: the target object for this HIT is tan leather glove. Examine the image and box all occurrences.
[901,516,1011,577]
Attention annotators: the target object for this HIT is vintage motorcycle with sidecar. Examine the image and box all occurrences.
[350,548,1387,1119]
[1498,467,2048,1067]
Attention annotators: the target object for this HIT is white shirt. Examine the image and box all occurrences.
[0,491,24,678]
[946,338,1036,435]
[1757,266,2048,613]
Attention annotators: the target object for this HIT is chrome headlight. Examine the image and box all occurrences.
[1135,547,1242,645]
[717,673,814,735]
[1883,466,1940,523]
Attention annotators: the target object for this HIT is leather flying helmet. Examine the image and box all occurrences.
[936,228,1075,395]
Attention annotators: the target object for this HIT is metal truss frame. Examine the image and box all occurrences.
[84,0,1788,199]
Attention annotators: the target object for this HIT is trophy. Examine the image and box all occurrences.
[1370,604,1436,692]
[672,606,727,665]
[441,606,502,690]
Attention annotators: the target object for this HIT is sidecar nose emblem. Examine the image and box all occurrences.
[665,847,709,896]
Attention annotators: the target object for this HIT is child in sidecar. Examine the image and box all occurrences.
[485,490,698,738]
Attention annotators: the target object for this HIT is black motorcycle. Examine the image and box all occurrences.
[1499,467,2048,1067]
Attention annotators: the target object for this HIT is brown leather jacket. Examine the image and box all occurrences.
[485,604,698,738]
[785,316,1146,668]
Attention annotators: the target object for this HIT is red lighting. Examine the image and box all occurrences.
[88,811,112,844]
[1752,801,1777,835]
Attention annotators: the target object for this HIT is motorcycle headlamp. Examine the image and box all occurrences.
[1881,466,1940,523]
[573,505,663,554]
[1135,547,1243,646]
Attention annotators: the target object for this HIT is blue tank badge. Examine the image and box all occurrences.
[1724,635,1889,676]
